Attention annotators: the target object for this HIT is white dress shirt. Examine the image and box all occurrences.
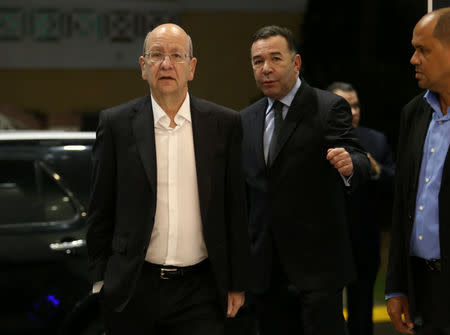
[92,93,207,293]
[146,93,208,266]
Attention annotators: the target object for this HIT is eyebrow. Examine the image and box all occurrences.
[412,42,424,50]
[252,51,283,59]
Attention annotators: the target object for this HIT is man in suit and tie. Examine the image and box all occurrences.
[386,8,450,335]
[240,25,370,335]
[329,82,395,335]
[86,23,250,335]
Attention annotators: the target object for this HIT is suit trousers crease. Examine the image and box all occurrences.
[254,242,347,335]
[101,262,225,335]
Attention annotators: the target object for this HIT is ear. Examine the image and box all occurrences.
[294,54,302,74]
[139,56,147,80]
[188,57,197,81]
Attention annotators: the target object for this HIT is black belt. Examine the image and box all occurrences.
[144,259,209,279]
[413,256,442,272]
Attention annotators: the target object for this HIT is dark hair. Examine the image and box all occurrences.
[252,25,297,54]
[327,81,356,93]
[433,8,450,45]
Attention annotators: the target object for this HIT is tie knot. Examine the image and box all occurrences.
[273,100,283,113]
[272,100,284,120]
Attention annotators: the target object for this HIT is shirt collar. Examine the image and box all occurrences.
[151,93,191,127]
[424,90,450,120]
[267,77,301,113]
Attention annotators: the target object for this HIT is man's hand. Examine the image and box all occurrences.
[387,296,414,334]
[227,291,245,318]
[327,148,354,176]
[367,153,381,178]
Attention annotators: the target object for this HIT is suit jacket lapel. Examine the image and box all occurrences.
[270,81,308,164]
[250,98,268,168]
[131,95,157,193]
[411,100,433,195]
[190,95,215,223]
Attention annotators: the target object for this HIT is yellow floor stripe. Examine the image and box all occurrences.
[343,305,391,323]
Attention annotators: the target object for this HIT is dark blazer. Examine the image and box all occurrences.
[86,94,250,312]
[355,126,395,186]
[386,93,450,318]
[348,126,395,275]
[241,81,370,293]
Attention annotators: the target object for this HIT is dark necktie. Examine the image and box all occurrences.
[267,100,284,166]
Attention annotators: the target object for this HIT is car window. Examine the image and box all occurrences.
[0,160,77,225]
[44,145,93,208]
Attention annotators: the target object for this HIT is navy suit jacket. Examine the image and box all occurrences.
[348,126,395,276]
[241,81,370,293]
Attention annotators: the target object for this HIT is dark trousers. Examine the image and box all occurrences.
[253,264,346,335]
[412,257,450,335]
[415,327,450,335]
[346,274,377,335]
[224,304,256,335]
[102,261,224,335]
[253,284,346,335]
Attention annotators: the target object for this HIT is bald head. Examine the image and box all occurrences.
[411,8,450,94]
[138,23,197,107]
[142,24,193,57]
[417,8,450,46]
[432,8,450,45]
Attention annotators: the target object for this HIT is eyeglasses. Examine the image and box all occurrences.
[144,51,190,64]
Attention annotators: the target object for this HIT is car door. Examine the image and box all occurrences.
[0,139,93,334]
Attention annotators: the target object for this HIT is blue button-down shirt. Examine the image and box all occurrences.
[386,90,450,300]
[263,78,301,162]
[410,90,450,260]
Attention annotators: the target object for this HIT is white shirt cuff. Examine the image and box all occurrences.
[92,280,104,294]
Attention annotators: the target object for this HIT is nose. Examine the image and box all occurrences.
[410,50,419,65]
[261,60,272,74]
[160,55,173,68]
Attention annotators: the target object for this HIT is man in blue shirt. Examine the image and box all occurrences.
[386,7,450,335]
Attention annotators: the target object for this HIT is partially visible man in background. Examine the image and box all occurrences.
[386,8,450,335]
[329,82,395,335]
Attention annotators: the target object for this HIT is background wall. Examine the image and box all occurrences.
[184,12,303,109]
[0,1,304,129]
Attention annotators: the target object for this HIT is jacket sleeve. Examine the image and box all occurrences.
[86,111,117,283]
[324,97,371,192]
[225,112,251,292]
[385,106,410,295]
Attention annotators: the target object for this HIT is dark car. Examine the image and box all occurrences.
[0,131,254,335]
[0,131,102,335]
